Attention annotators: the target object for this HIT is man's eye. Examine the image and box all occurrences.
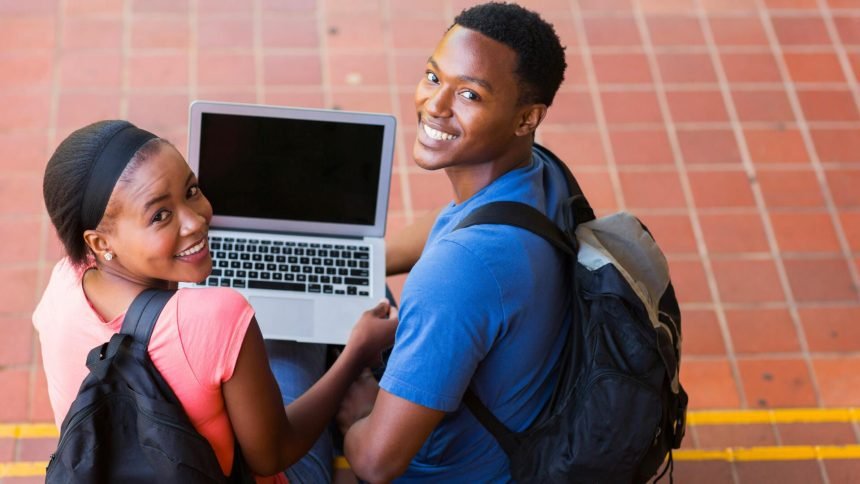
[187,184,200,198]
[425,71,439,84]
[461,91,479,101]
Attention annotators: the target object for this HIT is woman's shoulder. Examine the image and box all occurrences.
[165,287,255,389]
[47,257,87,287]
[34,257,89,325]
[174,286,252,314]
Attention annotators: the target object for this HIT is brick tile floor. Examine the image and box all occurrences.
[1,0,859,480]
[736,460,825,484]
[778,422,858,446]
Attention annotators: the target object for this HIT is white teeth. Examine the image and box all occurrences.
[176,239,206,257]
[423,123,457,141]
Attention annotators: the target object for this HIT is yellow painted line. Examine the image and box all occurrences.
[0,423,59,439]
[688,407,860,426]
[0,447,860,476]
[0,408,856,440]
[675,449,733,461]
[0,461,47,478]
[675,445,860,462]
[0,408,857,477]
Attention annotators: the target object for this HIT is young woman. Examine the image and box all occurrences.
[33,120,397,483]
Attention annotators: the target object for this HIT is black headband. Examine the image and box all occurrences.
[81,125,157,230]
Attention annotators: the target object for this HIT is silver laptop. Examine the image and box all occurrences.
[182,101,396,344]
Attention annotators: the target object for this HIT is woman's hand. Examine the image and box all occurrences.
[346,300,398,368]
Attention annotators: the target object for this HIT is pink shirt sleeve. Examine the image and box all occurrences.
[174,287,256,389]
[146,287,257,477]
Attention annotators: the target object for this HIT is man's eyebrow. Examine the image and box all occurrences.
[427,57,494,93]
[143,172,193,212]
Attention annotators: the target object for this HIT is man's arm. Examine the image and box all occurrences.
[342,388,446,483]
[386,207,441,276]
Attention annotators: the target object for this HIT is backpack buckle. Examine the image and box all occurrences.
[672,387,689,449]
[98,342,109,360]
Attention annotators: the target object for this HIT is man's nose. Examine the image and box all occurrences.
[424,88,452,118]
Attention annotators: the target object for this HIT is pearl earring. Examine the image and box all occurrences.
[104,252,114,261]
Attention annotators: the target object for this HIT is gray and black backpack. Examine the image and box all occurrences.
[458,144,688,483]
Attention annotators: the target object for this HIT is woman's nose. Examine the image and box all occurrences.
[179,205,207,236]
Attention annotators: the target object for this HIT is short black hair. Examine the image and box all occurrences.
[43,120,164,267]
[453,2,566,106]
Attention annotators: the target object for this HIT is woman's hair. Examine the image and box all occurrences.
[43,120,165,267]
[452,2,567,107]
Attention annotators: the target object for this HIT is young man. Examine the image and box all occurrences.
[338,3,571,481]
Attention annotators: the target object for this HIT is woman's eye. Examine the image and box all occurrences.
[187,184,200,198]
[152,210,171,224]
[425,71,439,84]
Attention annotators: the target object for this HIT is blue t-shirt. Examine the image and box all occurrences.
[379,147,571,482]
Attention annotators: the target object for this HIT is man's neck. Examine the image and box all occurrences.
[445,144,533,204]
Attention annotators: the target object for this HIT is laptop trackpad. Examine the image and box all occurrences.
[249,296,314,339]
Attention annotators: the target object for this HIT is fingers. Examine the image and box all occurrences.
[370,298,391,317]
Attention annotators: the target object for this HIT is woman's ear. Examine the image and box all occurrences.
[83,230,112,261]
[515,104,548,137]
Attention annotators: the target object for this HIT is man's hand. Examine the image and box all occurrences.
[336,368,380,435]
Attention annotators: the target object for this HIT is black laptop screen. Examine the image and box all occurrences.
[197,112,384,226]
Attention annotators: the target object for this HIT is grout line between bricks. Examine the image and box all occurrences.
[26,0,68,455]
[316,0,332,109]
[633,0,747,415]
[818,0,860,301]
[569,1,627,211]
[706,0,827,408]
[253,0,264,105]
[381,0,415,226]
[119,0,131,119]
[757,0,860,409]
[189,0,198,107]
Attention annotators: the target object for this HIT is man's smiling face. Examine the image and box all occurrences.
[413,25,529,172]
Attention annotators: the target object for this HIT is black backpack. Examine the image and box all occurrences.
[457,144,688,483]
[47,289,253,484]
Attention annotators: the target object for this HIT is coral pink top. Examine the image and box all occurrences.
[33,258,287,483]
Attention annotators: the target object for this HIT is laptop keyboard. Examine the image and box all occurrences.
[200,236,372,297]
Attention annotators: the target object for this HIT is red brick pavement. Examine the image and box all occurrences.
[1,0,860,481]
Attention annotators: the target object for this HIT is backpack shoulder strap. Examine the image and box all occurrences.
[84,288,177,381]
[455,201,575,452]
[120,288,177,347]
[463,387,520,455]
[454,201,576,257]
[533,143,596,228]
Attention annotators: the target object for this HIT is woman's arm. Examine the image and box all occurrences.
[222,301,397,476]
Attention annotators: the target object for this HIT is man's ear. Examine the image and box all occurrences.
[83,229,111,261]
[515,104,548,137]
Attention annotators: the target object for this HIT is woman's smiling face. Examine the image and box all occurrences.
[100,143,213,286]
